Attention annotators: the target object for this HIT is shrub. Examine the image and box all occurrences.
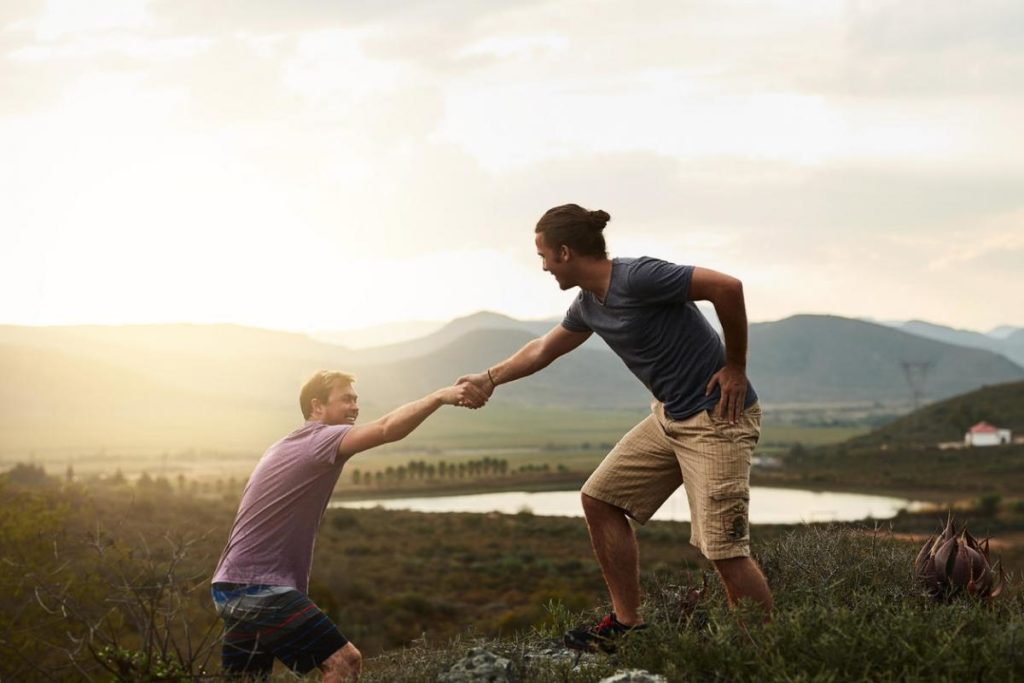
[975,493,1003,517]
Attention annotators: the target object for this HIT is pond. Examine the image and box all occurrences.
[331,487,927,523]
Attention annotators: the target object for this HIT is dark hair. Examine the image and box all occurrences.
[300,370,355,419]
[535,204,610,258]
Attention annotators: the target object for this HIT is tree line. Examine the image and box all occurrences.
[349,458,568,486]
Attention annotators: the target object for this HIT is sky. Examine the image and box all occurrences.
[1,0,1022,334]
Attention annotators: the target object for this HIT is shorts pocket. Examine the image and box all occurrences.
[705,409,760,447]
[709,485,750,542]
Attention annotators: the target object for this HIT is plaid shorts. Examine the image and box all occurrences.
[582,401,761,560]
[211,583,348,677]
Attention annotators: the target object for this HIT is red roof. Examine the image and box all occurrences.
[969,421,999,433]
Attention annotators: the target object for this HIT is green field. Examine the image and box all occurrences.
[0,407,867,491]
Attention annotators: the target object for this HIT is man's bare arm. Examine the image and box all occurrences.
[457,324,591,394]
[338,383,488,458]
[688,266,749,423]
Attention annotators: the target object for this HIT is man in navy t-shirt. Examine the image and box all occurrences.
[459,203,771,652]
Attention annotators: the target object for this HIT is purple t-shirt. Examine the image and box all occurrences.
[212,421,352,593]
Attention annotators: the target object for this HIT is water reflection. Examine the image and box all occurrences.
[332,487,926,523]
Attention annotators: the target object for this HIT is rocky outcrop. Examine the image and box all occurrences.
[437,648,515,682]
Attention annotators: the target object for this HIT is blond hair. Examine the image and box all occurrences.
[300,370,356,419]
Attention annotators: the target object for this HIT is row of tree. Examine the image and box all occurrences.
[349,458,569,486]
[4,458,571,495]
[350,458,510,485]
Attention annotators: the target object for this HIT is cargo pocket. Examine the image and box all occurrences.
[709,485,750,542]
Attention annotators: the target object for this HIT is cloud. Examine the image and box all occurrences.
[151,0,555,38]
[1,0,1022,330]
[10,33,211,61]
[829,1,1024,97]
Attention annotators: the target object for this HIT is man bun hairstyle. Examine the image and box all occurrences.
[300,370,356,419]
[535,203,610,258]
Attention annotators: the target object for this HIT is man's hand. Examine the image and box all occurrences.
[706,363,748,423]
[455,371,495,400]
[437,381,490,409]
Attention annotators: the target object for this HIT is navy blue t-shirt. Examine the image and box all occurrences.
[562,256,757,420]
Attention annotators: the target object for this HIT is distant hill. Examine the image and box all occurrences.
[342,310,623,364]
[320,305,723,364]
[0,323,347,405]
[891,320,1024,367]
[353,328,648,409]
[343,311,559,364]
[845,380,1024,448]
[357,315,1023,409]
[0,344,297,452]
[2,313,1022,453]
[988,325,1022,340]
[748,315,1024,405]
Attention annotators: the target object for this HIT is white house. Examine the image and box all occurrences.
[964,421,1012,447]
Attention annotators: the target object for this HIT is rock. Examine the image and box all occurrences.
[599,669,669,683]
[520,640,600,675]
[521,642,576,667]
[437,648,515,682]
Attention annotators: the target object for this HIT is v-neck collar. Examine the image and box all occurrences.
[590,258,620,306]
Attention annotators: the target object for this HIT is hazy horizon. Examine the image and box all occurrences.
[1,307,1018,340]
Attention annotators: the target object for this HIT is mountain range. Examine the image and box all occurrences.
[883,321,1024,367]
[1,312,1021,453]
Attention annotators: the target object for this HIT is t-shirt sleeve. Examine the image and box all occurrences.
[561,294,591,332]
[309,424,353,466]
[625,257,694,304]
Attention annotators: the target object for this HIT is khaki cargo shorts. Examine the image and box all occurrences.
[581,401,762,561]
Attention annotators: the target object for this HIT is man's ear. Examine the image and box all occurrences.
[559,244,571,261]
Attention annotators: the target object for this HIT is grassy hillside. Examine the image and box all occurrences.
[755,382,1024,502]
[3,475,1021,681]
[847,380,1024,447]
[372,525,1024,683]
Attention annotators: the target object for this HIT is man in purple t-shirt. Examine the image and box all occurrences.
[459,203,772,653]
[212,370,487,681]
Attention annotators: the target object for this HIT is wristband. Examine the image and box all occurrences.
[486,368,496,388]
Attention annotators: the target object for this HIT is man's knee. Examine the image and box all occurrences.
[582,492,613,515]
[322,642,361,680]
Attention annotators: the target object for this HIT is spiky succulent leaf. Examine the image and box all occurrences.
[935,536,959,586]
[940,513,957,543]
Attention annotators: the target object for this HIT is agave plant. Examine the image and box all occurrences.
[914,513,1004,600]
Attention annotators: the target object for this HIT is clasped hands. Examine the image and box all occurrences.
[444,371,496,410]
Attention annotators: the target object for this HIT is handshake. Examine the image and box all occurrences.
[438,370,497,410]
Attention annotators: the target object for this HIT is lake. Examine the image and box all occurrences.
[331,487,927,524]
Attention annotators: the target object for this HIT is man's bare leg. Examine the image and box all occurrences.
[581,493,644,625]
[321,642,362,683]
[712,556,773,617]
